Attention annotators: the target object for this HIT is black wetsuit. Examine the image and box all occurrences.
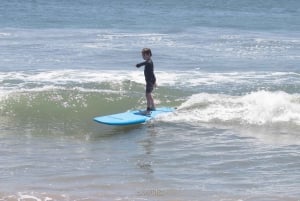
[136,59,156,93]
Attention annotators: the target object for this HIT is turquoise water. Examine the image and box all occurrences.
[0,0,300,200]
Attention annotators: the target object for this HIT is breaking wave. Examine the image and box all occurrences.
[165,91,300,127]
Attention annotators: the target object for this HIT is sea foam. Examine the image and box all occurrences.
[170,91,300,126]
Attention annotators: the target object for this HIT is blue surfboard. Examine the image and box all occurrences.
[93,107,175,126]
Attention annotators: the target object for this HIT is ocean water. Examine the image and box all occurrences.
[0,0,300,200]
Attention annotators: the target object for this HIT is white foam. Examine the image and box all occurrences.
[167,91,300,126]
[18,193,42,201]
[0,32,11,37]
[0,70,299,99]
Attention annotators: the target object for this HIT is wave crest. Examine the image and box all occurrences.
[172,91,300,126]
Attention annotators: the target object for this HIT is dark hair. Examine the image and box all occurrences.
[142,48,152,56]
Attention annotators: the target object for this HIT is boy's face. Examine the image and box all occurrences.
[142,53,151,60]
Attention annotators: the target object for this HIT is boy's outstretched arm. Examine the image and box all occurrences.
[136,61,146,68]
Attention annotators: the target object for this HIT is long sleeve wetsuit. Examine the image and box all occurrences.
[136,59,156,84]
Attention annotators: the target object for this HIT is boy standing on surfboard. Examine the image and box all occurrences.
[136,48,156,114]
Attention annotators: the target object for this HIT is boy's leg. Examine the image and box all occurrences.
[146,92,155,110]
[145,82,155,110]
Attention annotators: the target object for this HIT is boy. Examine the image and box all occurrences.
[136,48,156,114]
